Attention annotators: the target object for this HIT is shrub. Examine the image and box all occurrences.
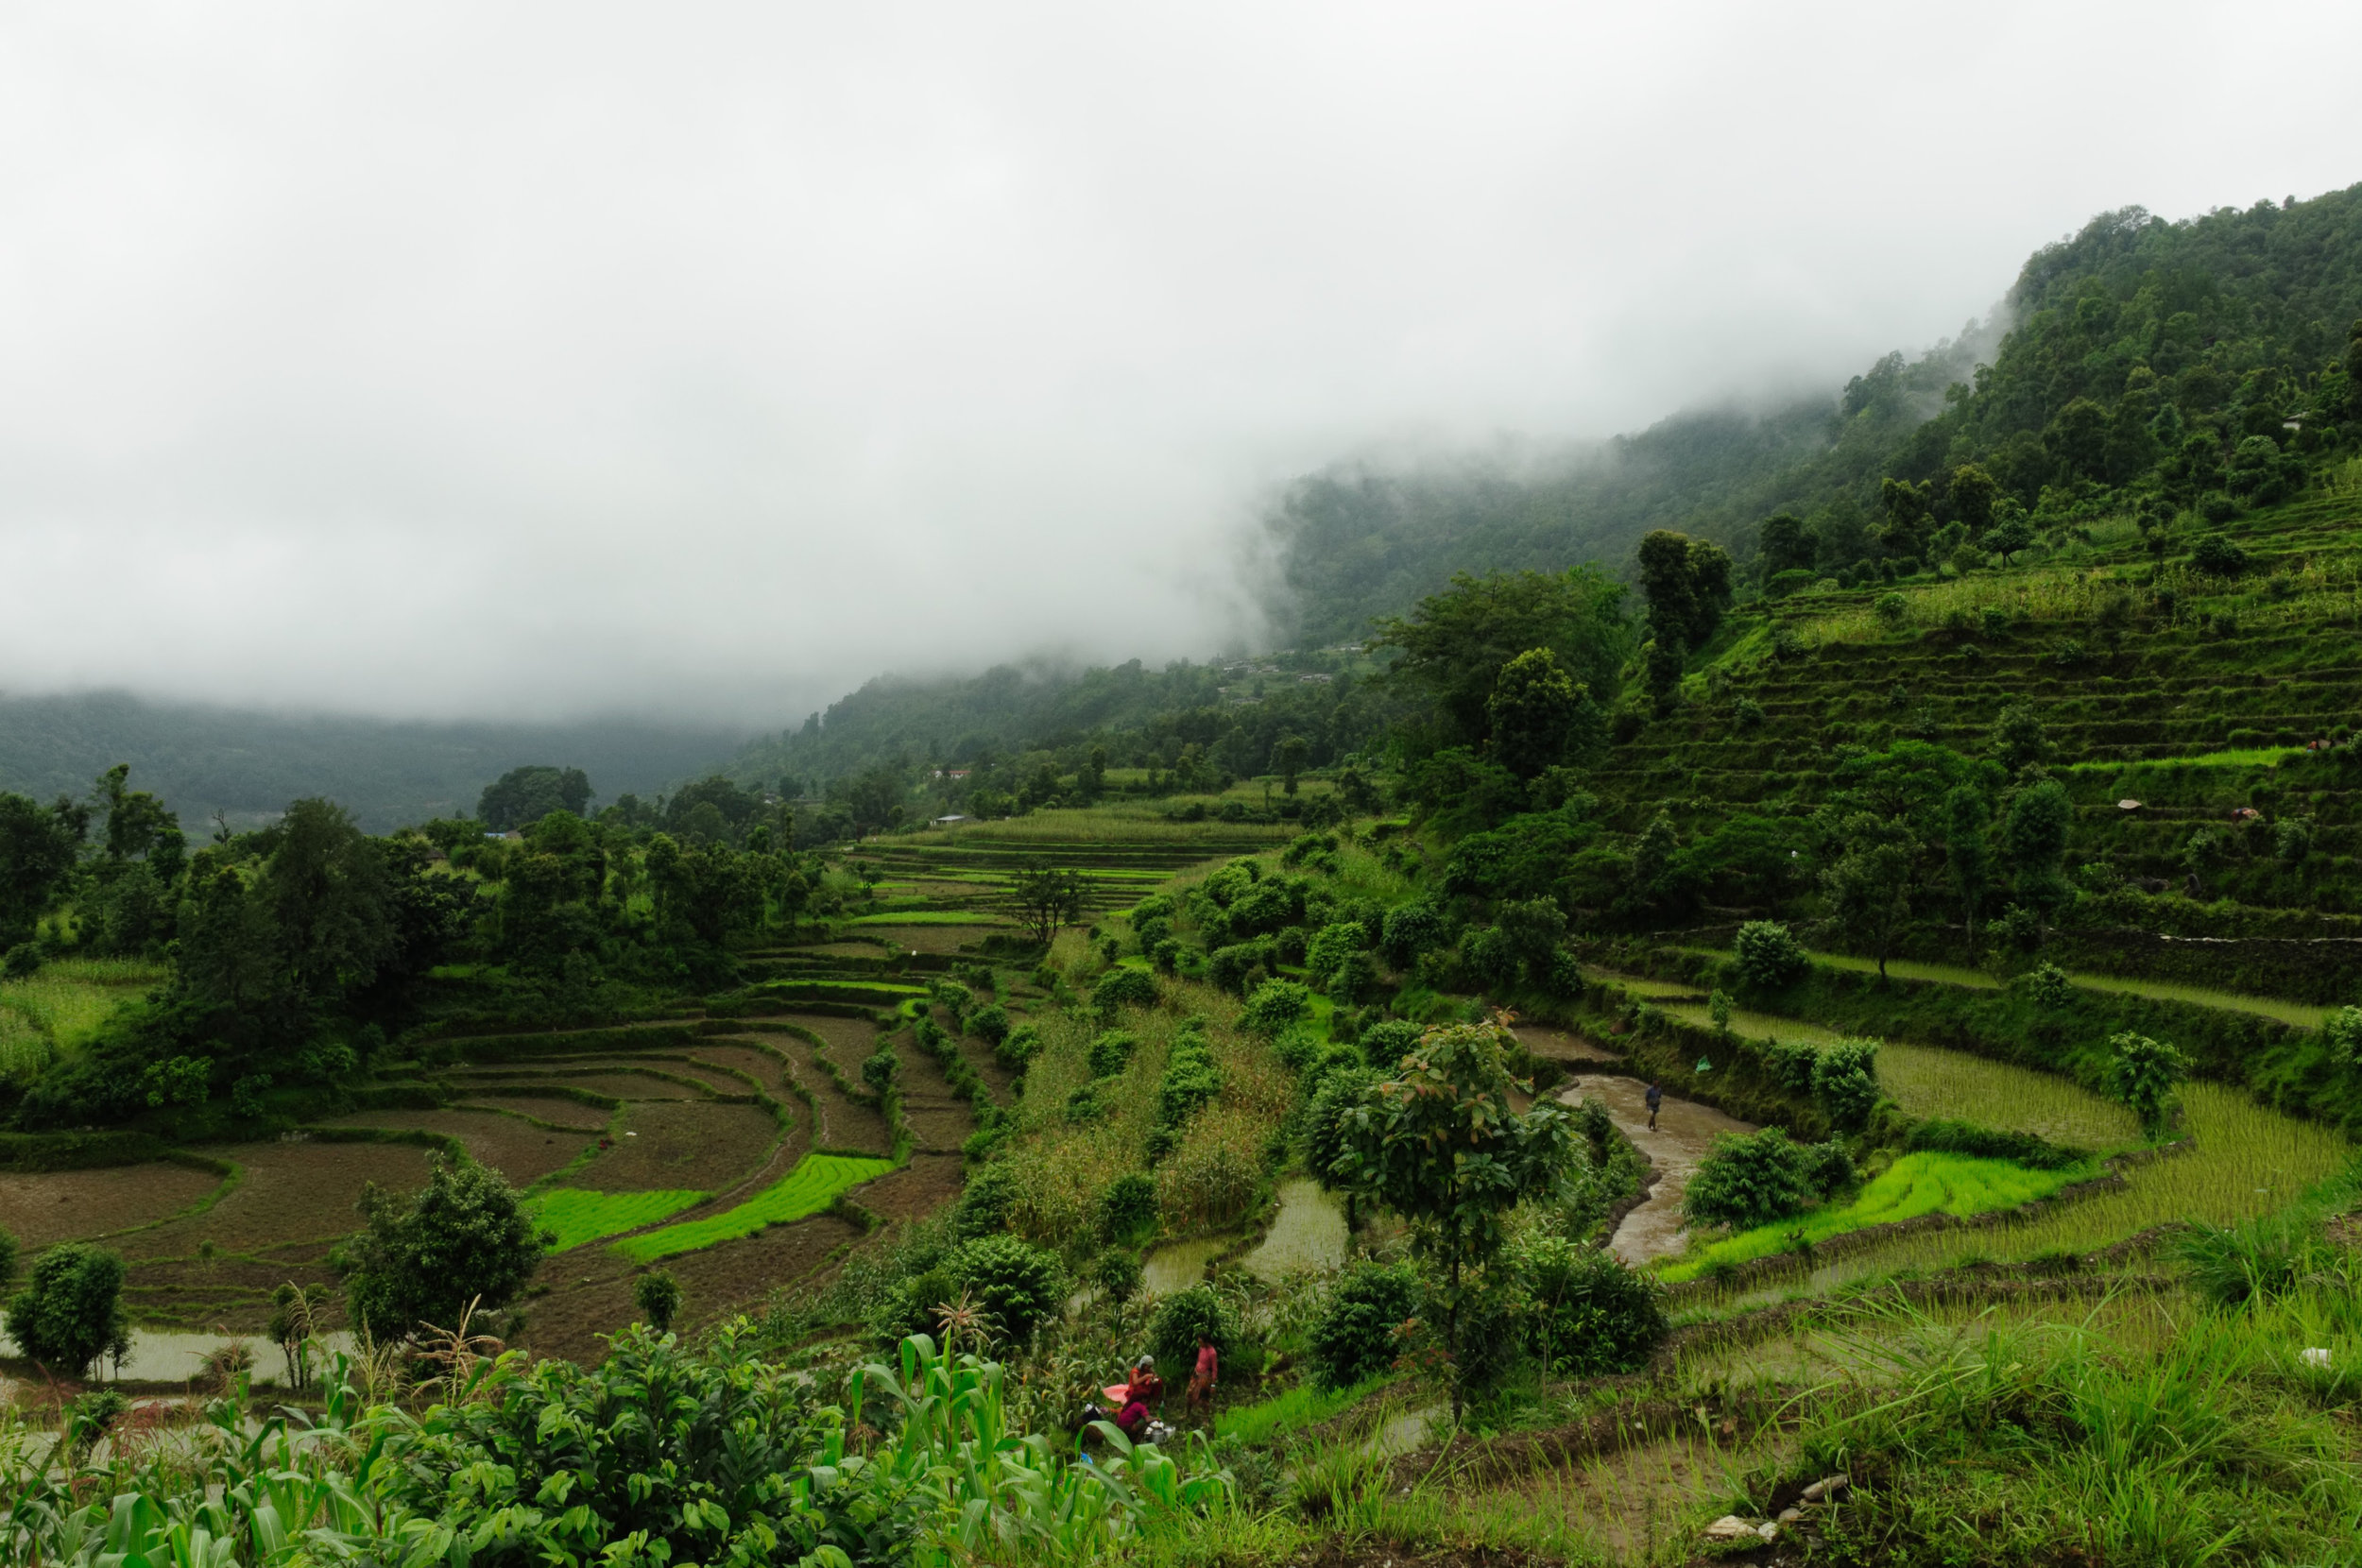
[632,1270,682,1332]
[1091,1248,1144,1304]
[967,1003,1010,1047]
[1360,1018,1423,1070]
[4,1243,128,1374]
[2173,1212,2328,1307]
[1979,606,2011,637]
[1091,965,1159,1014]
[2019,962,2072,1010]
[953,1162,1020,1238]
[1328,950,1381,1005]
[1206,943,1265,995]
[1151,1284,1244,1378]
[1088,1030,1138,1078]
[1240,979,1311,1039]
[1810,1038,1881,1132]
[2321,1006,2362,1065]
[996,1023,1041,1069]
[1100,1172,1159,1246]
[1874,591,1909,627]
[1707,989,1734,1033]
[1156,1026,1224,1132]
[0,1226,15,1287]
[930,980,975,1026]
[1509,1233,1668,1375]
[862,1043,900,1096]
[1305,921,1368,987]
[1378,901,1447,968]
[2191,534,2250,576]
[1150,938,1182,973]
[2106,1031,2191,1139]
[941,1235,1064,1347]
[1684,1128,1846,1231]
[1731,920,1809,989]
[1733,695,1766,728]
[1307,1261,1421,1389]
[336,1157,551,1339]
[231,1072,273,1119]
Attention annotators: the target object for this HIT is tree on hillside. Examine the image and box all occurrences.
[1821,815,1915,979]
[1876,478,1933,559]
[1332,1015,1576,1420]
[1009,861,1084,947]
[1947,465,1998,537]
[1990,702,2050,772]
[4,1243,129,1376]
[1372,568,1630,748]
[2106,1031,2191,1141]
[1636,530,1734,650]
[336,1157,551,1340]
[1484,648,1598,779]
[2001,779,2074,912]
[0,793,86,952]
[1987,514,2035,565]
[1757,512,1816,576]
[477,766,592,832]
[264,799,398,1007]
[1943,783,1994,954]
[1271,733,1310,794]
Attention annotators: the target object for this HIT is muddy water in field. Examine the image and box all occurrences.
[1241,1179,1348,1282]
[1557,1073,1756,1265]
[1141,1236,1229,1295]
[77,1329,361,1385]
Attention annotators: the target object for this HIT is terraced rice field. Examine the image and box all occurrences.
[531,1187,710,1251]
[614,1153,898,1262]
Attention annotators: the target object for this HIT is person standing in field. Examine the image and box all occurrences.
[1645,1082,1663,1130]
[1187,1332,1218,1421]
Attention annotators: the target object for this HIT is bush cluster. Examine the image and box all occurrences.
[1684,1127,1854,1231]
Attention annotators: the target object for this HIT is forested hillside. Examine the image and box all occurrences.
[709,184,2362,794]
[0,690,739,833]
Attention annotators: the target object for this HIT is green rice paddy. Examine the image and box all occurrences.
[530,1187,709,1251]
[1875,1039,2139,1149]
[1214,1372,1395,1445]
[847,912,1010,927]
[613,1152,897,1262]
[1658,1151,2095,1283]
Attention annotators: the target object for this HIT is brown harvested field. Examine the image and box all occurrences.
[789,1011,891,1065]
[565,1056,743,1097]
[565,1099,784,1195]
[317,1108,593,1188]
[891,1030,977,1153]
[850,1152,964,1223]
[0,1162,225,1249]
[857,923,1001,954]
[454,1091,612,1130]
[519,1211,861,1364]
[730,1031,887,1156]
[682,1042,794,1098]
[793,941,890,958]
[950,1030,1018,1105]
[117,1140,439,1261]
[456,1066,705,1100]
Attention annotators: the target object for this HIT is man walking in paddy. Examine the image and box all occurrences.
[1645,1081,1663,1130]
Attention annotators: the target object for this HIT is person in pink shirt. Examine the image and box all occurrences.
[1187,1332,1218,1419]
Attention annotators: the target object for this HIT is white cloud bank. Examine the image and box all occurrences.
[0,2,2356,721]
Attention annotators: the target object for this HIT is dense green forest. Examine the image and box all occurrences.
[0,690,740,834]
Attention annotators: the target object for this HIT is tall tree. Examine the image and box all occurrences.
[1757,512,1816,576]
[1008,861,1084,947]
[1333,1016,1576,1420]
[1484,648,1595,779]
[1636,530,1733,649]
[0,793,87,952]
[1821,815,1915,979]
[337,1157,550,1340]
[262,799,396,1006]
[477,766,593,831]
[1372,568,1630,748]
[1943,783,1993,955]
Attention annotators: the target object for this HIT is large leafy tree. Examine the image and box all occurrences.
[1008,861,1084,946]
[1372,568,1629,749]
[0,792,86,951]
[1821,817,1916,979]
[1332,1016,1576,1419]
[337,1156,551,1338]
[4,1243,129,1376]
[1635,530,1733,652]
[477,765,592,832]
[1484,647,1599,779]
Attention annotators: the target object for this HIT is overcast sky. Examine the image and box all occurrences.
[2,3,2356,726]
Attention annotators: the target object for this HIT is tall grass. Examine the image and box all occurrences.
[1874,1039,2138,1147]
[0,960,163,1052]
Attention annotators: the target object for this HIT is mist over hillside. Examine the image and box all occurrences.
[0,690,741,833]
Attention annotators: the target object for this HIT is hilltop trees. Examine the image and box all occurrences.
[478,765,592,831]
[1373,567,1629,750]
[1484,648,1600,778]
[0,793,85,954]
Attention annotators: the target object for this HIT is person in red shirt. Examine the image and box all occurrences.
[1187,1333,1218,1419]
[1126,1355,1164,1410]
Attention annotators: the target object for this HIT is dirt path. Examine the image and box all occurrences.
[1557,1073,1755,1265]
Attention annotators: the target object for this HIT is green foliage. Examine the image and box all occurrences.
[1091,1247,1143,1303]
[1155,1022,1224,1133]
[2320,1005,2362,1065]
[477,764,592,831]
[2171,1211,2333,1307]
[1100,1172,1159,1246]
[1151,1284,1244,1377]
[621,1154,899,1263]
[0,1225,14,1287]
[2021,962,2073,1010]
[1905,1118,2088,1170]
[939,1235,1065,1347]
[1506,1231,1668,1376]
[4,1242,128,1374]
[1091,964,1159,1014]
[2189,533,2251,576]
[998,1021,1042,1068]
[1810,1037,1882,1131]
[1307,1260,1421,1389]
[1484,647,1601,778]
[967,1002,1010,1046]
[1685,1127,1853,1231]
[1378,900,1446,969]
[1304,920,1368,989]
[1707,988,1734,1033]
[2105,1031,2192,1139]
[1370,567,1631,749]
[1087,1029,1138,1078]
[338,1157,550,1338]
[1991,700,2051,772]
[633,1269,683,1332]
[1328,1018,1577,1415]
[528,1187,707,1253]
[1731,920,1809,989]
[1240,979,1311,1039]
